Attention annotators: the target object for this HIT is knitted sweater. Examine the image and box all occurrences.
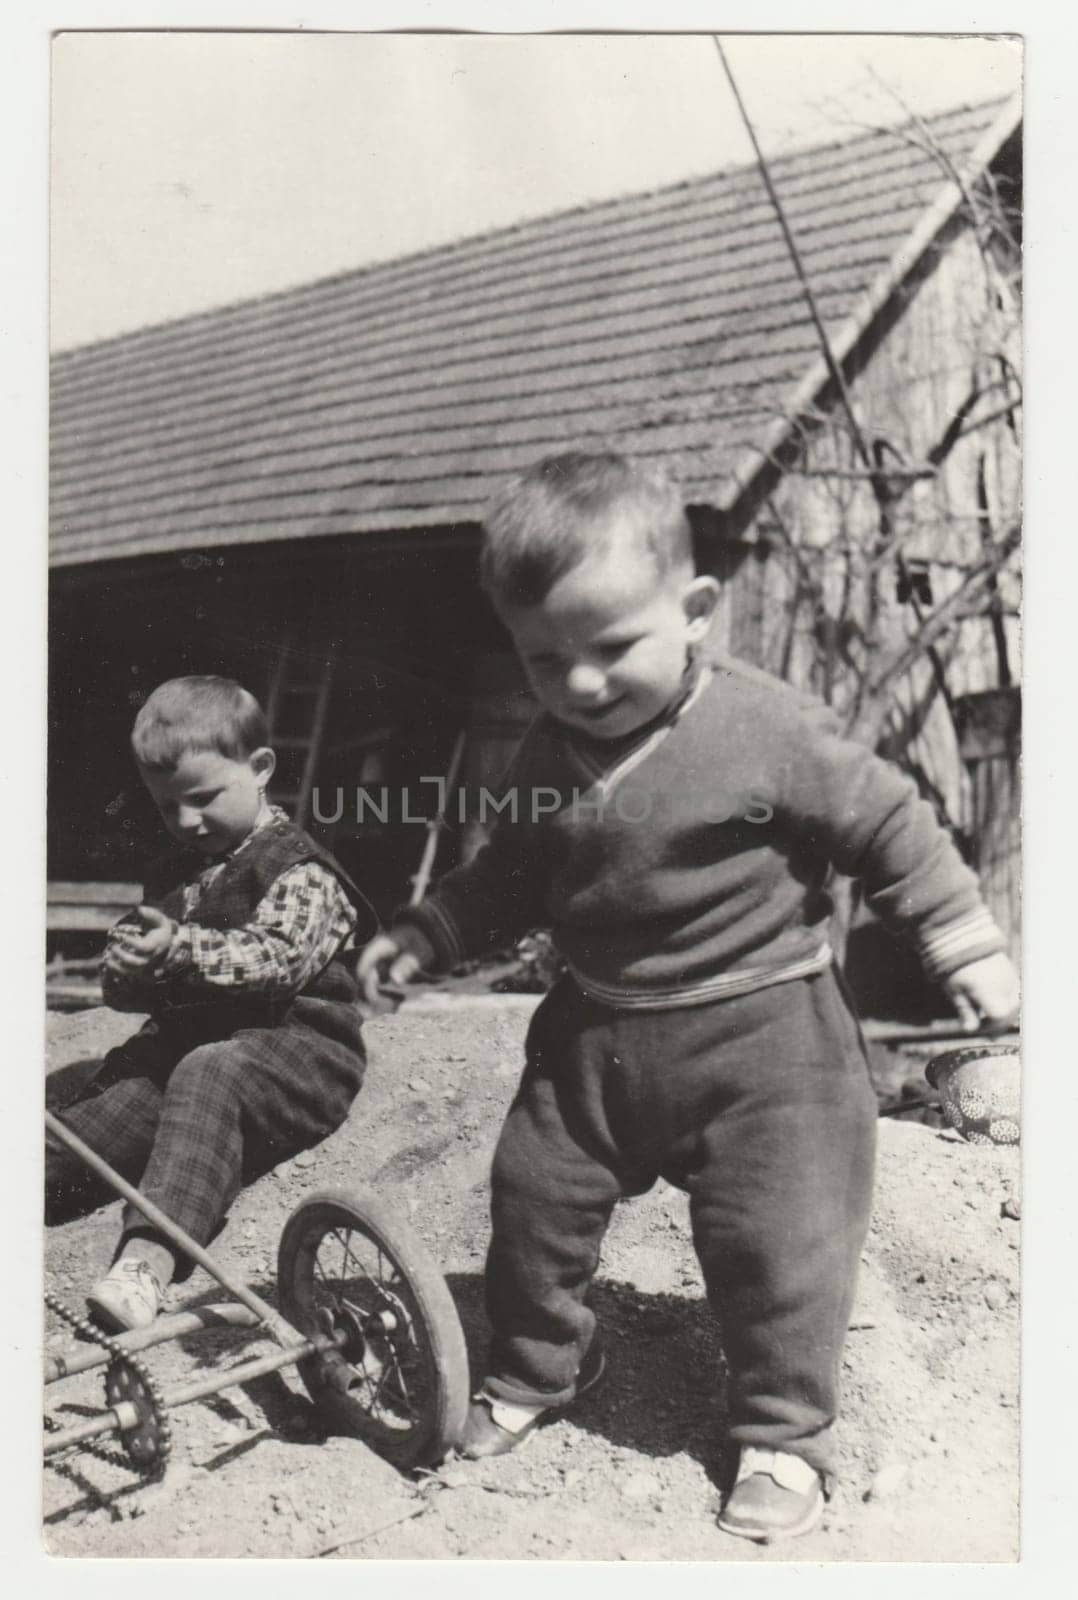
[396,656,1004,1009]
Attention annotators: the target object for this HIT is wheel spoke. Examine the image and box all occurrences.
[383,1348,414,1412]
[328,1227,365,1286]
[367,1344,408,1418]
[313,1251,337,1302]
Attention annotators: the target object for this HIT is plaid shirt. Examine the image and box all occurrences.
[102,807,357,1009]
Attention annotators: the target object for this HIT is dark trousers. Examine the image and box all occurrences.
[483,969,877,1483]
[46,1005,365,1276]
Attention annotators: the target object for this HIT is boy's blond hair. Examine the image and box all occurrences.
[480,451,693,609]
[131,676,269,770]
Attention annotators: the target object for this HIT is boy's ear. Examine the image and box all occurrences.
[682,575,721,644]
[251,747,277,787]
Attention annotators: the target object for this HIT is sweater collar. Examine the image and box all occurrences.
[564,653,710,766]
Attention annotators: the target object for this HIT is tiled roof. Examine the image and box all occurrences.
[50,98,1018,568]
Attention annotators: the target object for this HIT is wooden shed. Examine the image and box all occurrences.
[49,96,1021,966]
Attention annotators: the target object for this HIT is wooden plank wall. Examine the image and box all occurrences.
[708,221,1022,955]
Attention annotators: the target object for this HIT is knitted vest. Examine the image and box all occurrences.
[142,817,368,1035]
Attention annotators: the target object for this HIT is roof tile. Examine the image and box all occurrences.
[51,99,1013,566]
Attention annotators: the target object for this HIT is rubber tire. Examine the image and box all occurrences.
[277,1187,469,1468]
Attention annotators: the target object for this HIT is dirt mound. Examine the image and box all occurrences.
[43,1002,1019,1561]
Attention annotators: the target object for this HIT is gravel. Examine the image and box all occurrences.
[44,1001,1020,1561]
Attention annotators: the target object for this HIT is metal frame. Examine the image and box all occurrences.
[44,1109,346,1462]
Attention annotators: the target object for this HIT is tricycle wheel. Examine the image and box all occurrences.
[277,1188,469,1468]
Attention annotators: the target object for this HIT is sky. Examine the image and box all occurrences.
[49,30,1021,351]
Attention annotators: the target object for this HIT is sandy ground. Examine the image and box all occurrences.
[43,1000,1020,1563]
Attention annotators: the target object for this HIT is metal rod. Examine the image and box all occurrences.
[158,1337,329,1410]
[409,727,467,905]
[45,1109,306,1350]
[864,1022,1019,1046]
[44,1405,138,1456]
[45,1303,260,1384]
[44,1332,344,1456]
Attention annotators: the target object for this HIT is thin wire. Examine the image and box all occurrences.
[712,36,873,473]
[713,36,959,720]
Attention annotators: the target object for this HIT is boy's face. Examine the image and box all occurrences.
[138,747,275,855]
[499,541,719,741]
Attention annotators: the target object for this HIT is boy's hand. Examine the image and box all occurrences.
[942,951,1020,1033]
[104,905,177,975]
[355,934,421,1008]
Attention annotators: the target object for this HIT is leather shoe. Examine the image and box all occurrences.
[717,1447,825,1542]
[460,1341,606,1460]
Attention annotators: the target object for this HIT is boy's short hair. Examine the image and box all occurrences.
[131,676,269,770]
[480,451,693,609]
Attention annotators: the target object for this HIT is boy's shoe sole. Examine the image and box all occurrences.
[460,1344,606,1460]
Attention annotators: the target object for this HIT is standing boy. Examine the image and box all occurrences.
[48,676,370,1333]
[357,453,1018,1541]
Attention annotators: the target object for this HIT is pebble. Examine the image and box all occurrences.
[407,1078,430,1094]
[1001,1197,1021,1221]
[621,1471,662,1503]
[292,1150,316,1169]
[864,1461,909,1501]
[984,1281,1009,1311]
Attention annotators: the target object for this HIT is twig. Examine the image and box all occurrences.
[953,399,1023,444]
[788,467,935,482]
[416,1463,557,1502]
[312,1499,431,1559]
[866,523,1021,701]
[471,1481,556,1501]
[879,1097,938,1118]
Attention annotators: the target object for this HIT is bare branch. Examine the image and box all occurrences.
[866,524,1021,702]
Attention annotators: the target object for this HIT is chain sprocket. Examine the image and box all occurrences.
[44,1289,172,1477]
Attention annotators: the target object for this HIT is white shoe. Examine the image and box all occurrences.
[717,1447,825,1542]
[86,1258,166,1333]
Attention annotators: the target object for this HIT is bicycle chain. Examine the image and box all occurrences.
[44,1289,172,1477]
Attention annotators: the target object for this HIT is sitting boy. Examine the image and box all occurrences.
[357,452,1019,1542]
[47,675,370,1333]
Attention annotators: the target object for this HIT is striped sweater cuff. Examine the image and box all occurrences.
[917,906,1007,980]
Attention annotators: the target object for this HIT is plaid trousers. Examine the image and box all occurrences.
[46,1000,365,1275]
